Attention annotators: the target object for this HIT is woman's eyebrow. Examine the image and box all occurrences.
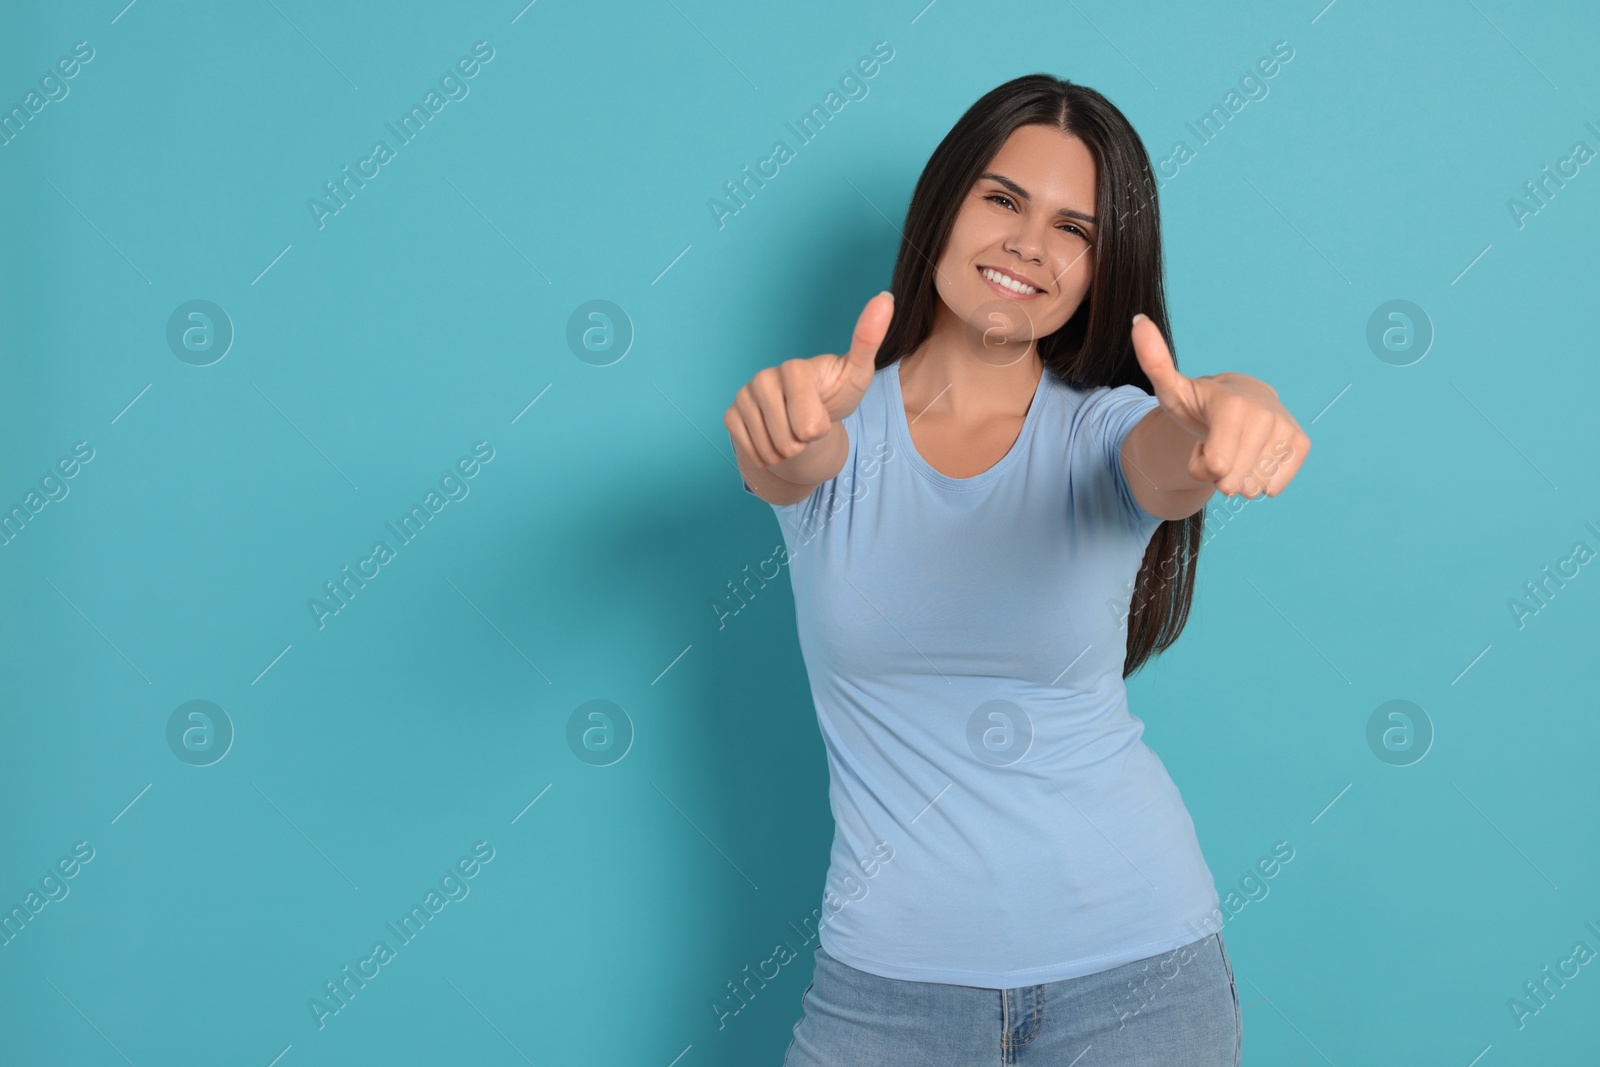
[980,171,1098,225]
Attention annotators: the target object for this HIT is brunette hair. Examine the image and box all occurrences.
[875,73,1197,677]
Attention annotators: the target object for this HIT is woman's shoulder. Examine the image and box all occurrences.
[1039,372,1159,455]
[1047,371,1155,417]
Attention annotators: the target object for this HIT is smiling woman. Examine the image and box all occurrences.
[723,71,1310,1067]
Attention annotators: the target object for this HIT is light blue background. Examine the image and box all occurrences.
[2,1,1597,1064]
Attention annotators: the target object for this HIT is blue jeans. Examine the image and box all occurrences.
[782,931,1241,1066]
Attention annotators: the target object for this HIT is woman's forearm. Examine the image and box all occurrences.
[1121,406,1216,520]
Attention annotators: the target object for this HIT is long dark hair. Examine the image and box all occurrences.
[876,73,1197,678]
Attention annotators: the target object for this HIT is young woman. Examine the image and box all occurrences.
[725,73,1308,1066]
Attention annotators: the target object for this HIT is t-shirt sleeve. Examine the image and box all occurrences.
[1079,383,1165,531]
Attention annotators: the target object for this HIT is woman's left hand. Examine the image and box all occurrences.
[1130,313,1311,499]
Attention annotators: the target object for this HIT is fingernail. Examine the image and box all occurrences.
[1132,313,1149,326]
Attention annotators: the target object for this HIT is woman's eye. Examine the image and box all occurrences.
[987,193,1089,240]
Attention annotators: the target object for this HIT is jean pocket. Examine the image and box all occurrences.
[1214,932,1241,1065]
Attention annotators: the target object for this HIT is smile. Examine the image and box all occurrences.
[978,266,1043,298]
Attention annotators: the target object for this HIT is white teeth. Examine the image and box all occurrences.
[981,267,1038,294]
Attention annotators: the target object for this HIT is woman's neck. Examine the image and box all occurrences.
[898,303,1045,420]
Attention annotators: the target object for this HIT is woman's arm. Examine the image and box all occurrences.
[1121,313,1311,521]
[733,421,849,506]
[1121,405,1219,521]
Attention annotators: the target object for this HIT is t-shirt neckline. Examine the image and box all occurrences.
[887,359,1050,491]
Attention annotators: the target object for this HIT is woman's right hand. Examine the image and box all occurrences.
[724,291,894,469]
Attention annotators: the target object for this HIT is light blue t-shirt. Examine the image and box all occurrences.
[741,361,1223,987]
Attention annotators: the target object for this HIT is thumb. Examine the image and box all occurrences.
[844,291,894,375]
[1130,313,1188,408]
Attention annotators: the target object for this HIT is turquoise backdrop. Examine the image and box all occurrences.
[2,0,1597,1064]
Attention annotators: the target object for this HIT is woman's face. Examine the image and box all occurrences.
[932,123,1099,354]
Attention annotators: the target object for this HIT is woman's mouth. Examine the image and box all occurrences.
[977,265,1044,300]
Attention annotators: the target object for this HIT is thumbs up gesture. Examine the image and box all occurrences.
[725,291,893,469]
[1130,313,1310,498]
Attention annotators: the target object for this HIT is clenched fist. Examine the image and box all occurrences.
[724,291,894,469]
